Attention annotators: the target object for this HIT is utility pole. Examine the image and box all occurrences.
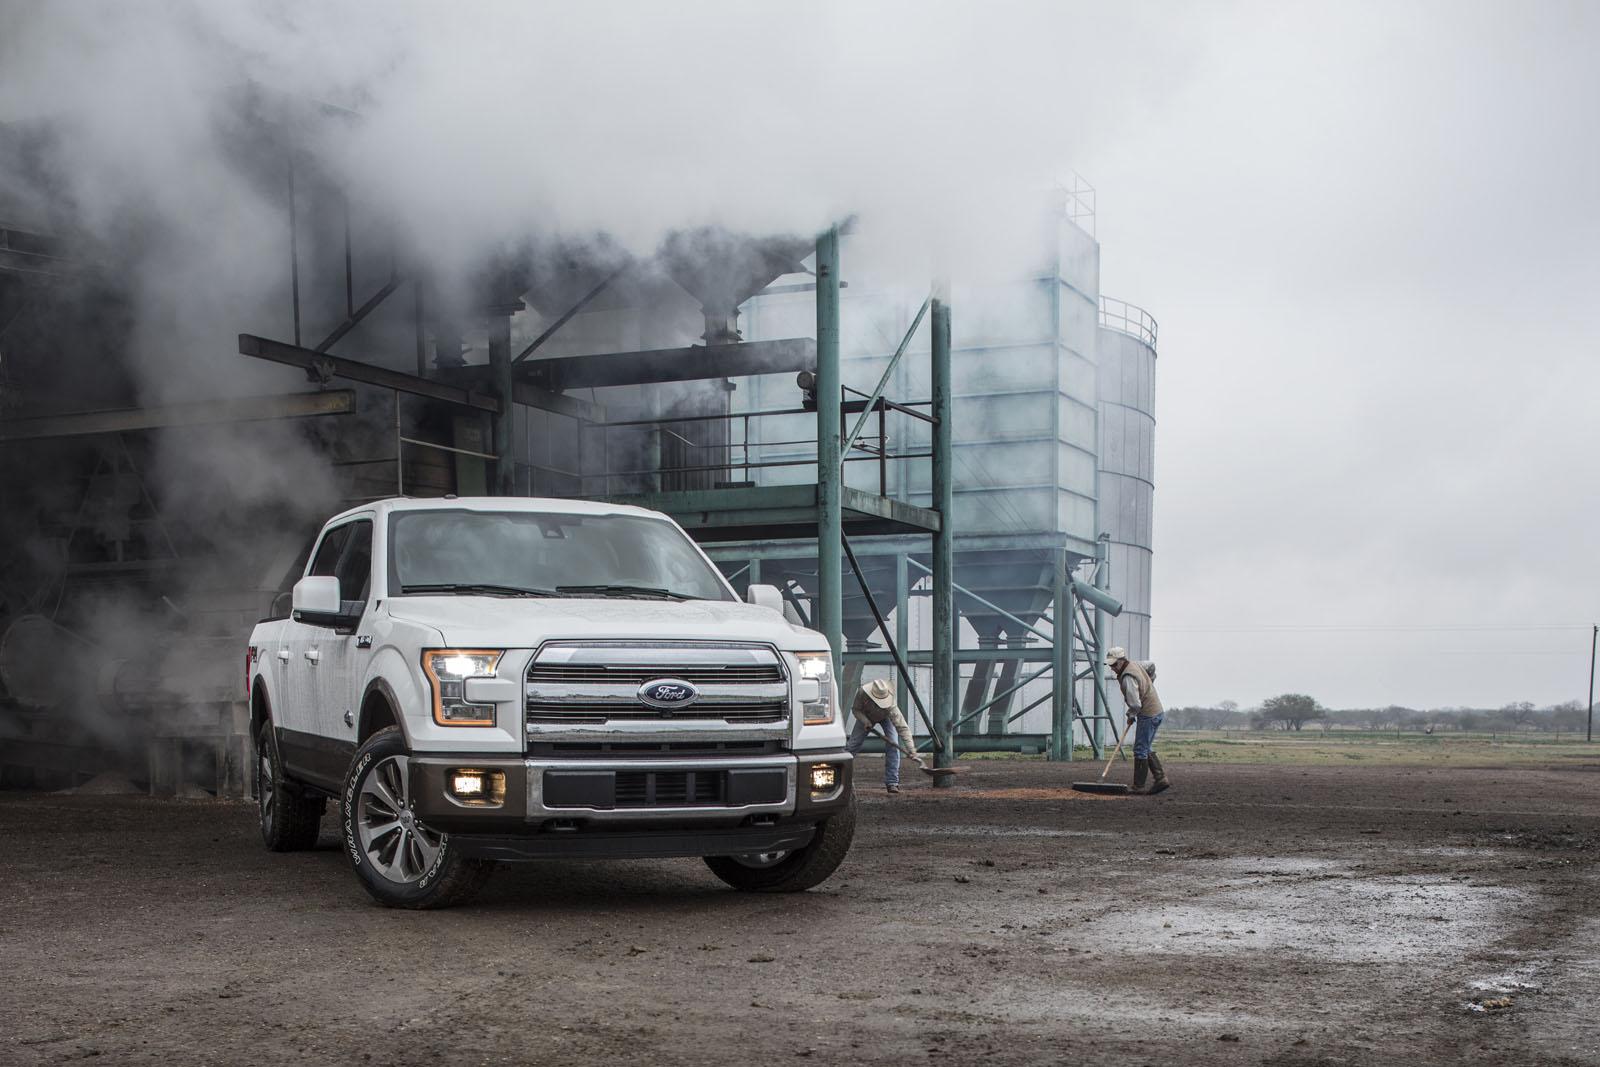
[1588,624,1596,744]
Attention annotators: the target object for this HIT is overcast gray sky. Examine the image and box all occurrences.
[1080,1,1600,709]
[4,1,1594,710]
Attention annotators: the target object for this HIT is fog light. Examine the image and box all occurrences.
[810,764,838,792]
[446,768,505,806]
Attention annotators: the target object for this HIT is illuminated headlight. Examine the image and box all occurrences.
[795,652,835,726]
[423,650,503,726]
[446,767,506,806]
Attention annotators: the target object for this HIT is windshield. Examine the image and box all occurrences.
[387,509,732,601]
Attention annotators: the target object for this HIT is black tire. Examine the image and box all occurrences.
[257,721,324,852]
[340,727,494,909]
[703,798,856,892]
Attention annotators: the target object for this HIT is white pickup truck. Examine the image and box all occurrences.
[246,496,854,908]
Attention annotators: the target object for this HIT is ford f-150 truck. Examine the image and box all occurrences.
[246,496,854,908]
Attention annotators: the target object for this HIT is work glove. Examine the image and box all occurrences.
[1125,711,1137,726]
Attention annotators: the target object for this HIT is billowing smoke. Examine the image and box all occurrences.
[0,1,1124,784]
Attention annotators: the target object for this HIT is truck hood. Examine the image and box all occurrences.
[382,596,822,651]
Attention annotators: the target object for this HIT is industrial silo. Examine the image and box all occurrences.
[1095,297,1157,660]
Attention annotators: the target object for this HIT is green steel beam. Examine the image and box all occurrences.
[930,293,955,781]
[845,649,1053,664]
[0,390,355,440]
[602,484,938,541]
[1051,554,1070,761]
[486,303,517,495]
[1092,537,1110,752]
[894,552,910,712]
[816,227,843,678]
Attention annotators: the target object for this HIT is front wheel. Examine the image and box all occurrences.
[341,727,494,909]
[703,798,856,892]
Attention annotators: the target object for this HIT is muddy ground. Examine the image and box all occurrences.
[2,759,1597,1066]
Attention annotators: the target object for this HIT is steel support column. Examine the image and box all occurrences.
[487,302,519,495]
[930,293,955,781]
[1092,535,1109,752]
[1051,553,1072,761]
[894,552,910,713]
[815,227,844,677]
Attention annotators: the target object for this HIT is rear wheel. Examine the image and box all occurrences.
[256,721,324,852]
[341,727,494,909]
[703,799,856,892]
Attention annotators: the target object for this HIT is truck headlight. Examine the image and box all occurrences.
[796,651,835,726]
[423,650,504,726]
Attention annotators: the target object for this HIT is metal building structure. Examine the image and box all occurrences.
[0,112,1157,791]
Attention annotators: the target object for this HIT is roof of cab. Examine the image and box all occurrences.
[322,496,666,526]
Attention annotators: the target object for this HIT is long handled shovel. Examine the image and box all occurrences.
[873,723,962,780]
[1070,717,1135,795]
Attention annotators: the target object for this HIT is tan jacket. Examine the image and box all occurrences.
[1116,659,1163,718]
[851,689,919,759]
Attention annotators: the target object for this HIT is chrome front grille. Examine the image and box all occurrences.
[525,642,790,731]
[527,663,784,686]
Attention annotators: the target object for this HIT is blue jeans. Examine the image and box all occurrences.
[1132,712,1164,758]
[846,717,901,786]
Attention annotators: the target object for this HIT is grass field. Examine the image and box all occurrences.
[965,729,1600,768]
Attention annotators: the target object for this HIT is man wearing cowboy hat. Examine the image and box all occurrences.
[1107,646,1171,795]
[846,678,924,794]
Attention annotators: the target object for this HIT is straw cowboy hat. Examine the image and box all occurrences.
[863,678,896,708]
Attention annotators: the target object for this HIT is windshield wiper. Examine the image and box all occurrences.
[556,584,694,601]
[401,582,559,597]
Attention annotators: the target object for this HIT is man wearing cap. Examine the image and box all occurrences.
[846,678,924,794]
[1107,647,1170,795]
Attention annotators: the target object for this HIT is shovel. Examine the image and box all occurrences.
[874,723,963,780]
[1070,717,1136,795]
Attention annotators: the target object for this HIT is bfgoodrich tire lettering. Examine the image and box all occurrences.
[703,796,856,892]
[341,727,494,909]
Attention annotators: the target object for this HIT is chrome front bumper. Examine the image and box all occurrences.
[408,750,852,835]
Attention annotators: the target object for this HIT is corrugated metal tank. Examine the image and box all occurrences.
[733,198,1103,557]
[1095,298,1158,660]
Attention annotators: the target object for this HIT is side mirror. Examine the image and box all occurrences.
[292,575,357,629]
[746,583,785,615]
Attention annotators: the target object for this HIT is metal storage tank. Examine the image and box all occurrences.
[1096,297,1158,660]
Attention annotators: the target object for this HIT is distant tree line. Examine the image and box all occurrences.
[1162,697,1591,734]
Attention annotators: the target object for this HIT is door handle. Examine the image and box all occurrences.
[277,649,290,662]
[304,650,320,665]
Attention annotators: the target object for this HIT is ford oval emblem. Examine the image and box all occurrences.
[638,678,699,711]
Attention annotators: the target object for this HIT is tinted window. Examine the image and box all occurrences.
[335,521,373,602]
[389,510,730,601]
[308,524,351,578]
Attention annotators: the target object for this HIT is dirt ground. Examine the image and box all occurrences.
[2,758,1597,1066]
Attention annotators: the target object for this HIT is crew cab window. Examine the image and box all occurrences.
[306,519,374,609]
[388,510,731,601]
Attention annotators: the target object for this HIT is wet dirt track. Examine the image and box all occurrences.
[2,760,1597,1066]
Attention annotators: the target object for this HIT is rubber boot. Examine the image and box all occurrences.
[1131,757,1149,794]
[1147,753,1171,795]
